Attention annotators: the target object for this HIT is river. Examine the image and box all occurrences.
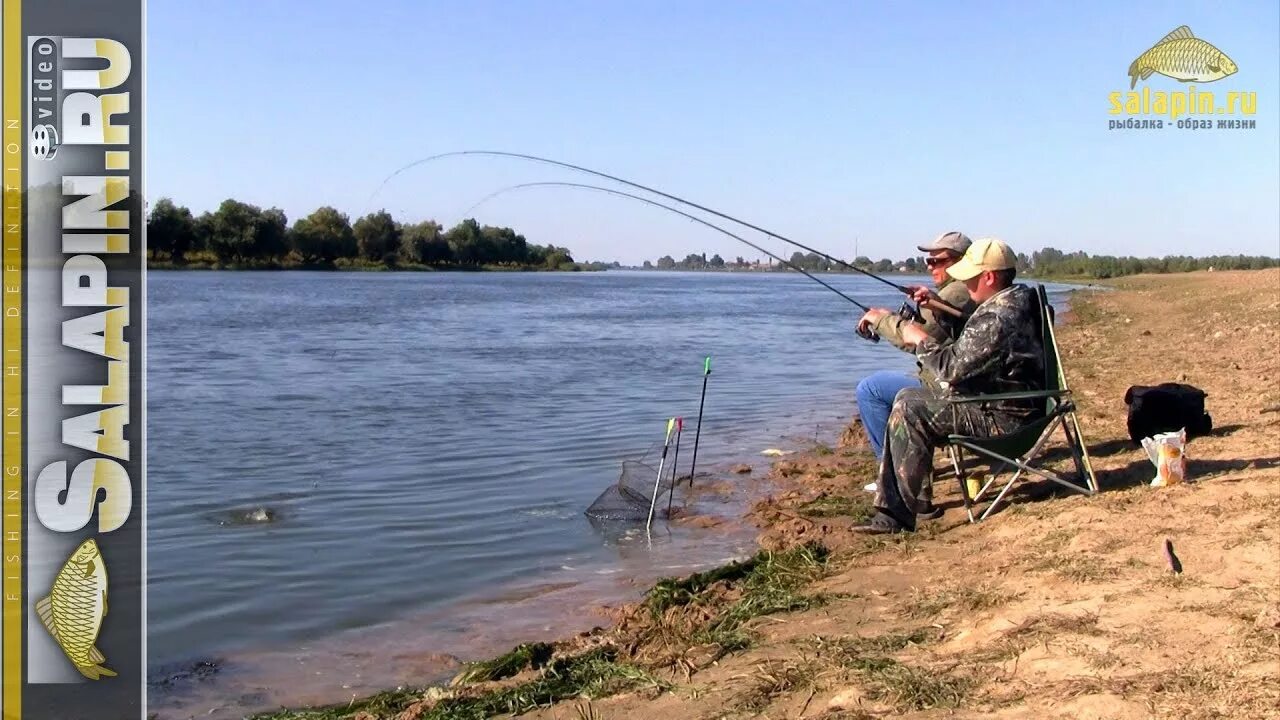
[145,269,1078,717]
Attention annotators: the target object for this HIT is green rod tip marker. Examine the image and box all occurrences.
[704,356,712,375]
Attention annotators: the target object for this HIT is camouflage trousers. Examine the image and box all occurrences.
[873,388,1030,530]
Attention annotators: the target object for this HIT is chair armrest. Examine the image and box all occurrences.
[945,389,1067,404]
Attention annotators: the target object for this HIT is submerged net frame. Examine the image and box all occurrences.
[584,460,679,522]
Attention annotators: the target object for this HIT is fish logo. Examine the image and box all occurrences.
[36,538,117,680]
[1128,26,1238,89]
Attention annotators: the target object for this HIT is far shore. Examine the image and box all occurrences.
[145,259,1123,286]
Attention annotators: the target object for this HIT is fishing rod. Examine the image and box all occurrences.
[665,417,684,517]
[369,149,964,318]
[687,356,711,488]
[646,418,677,531]
[464,180,883,341]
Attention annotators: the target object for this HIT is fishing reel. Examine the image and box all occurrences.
[898,301,925,324]
[855,302,921,343]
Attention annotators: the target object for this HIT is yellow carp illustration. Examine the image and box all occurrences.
[1128,26,1237,89]
[36,538,116,680]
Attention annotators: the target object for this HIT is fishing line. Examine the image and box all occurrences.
[464,180,875,313]
[368,149,962,317]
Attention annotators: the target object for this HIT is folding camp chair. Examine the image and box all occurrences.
[944,285,1098,522]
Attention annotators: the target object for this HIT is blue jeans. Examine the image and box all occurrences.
[855,371,921,460]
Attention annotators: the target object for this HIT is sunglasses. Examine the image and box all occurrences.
[924,257,953,268]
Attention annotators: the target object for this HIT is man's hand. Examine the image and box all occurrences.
[858,308,891,336]
[899,322,929,347]
[905,285,963,318]
[906,284,941,306]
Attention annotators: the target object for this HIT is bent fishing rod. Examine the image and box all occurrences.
[370,149,963,318]
[464,180,882,342]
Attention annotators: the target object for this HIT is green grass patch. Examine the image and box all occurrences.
[797,494,873,520]
[250,687,424,720]
[699,543,831,645]
[252,647,666,720]
[643,559,759,619]
[451,641,554,684]
[643,542,832,653]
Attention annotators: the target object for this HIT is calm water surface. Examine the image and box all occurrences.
[146,270,1077,715]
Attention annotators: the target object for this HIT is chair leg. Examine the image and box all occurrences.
[951,445,975,524]
[1060,417,1089,493]
[979,465,1029,521]
[974,463,1004,501]
[1063,412,1099,493]
[974,417,1063,521]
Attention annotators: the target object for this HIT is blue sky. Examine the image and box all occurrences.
[147,1,1279,264]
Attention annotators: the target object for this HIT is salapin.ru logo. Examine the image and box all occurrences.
[1108,25,1256,130]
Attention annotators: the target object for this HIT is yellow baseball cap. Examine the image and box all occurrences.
[946,237,1017,281]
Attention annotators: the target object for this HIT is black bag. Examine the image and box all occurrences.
[1123,383,1213,446]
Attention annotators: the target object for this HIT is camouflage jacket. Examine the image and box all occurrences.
[872,279,976,352]
[914,284,1046,417]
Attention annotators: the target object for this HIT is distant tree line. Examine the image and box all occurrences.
[1017,247,1279,279]
[146,198,582,270]
[641,247,1278,279]
[641,252,922,273]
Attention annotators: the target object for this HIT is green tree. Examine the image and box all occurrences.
[445,218,484,264]
[874,258,894,273]
[656,255,676,269]
[206,199,275,263]
[353,210,401,262]
[147,198,196,261]
[543,244,575,268]
[291,206,356,264]
[192,211,214,254]
[709,253,725,268]
[481,225,528,265]
[258,207,290,259]
[401,220,449,264]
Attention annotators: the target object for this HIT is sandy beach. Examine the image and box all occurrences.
[256,269,1280,720]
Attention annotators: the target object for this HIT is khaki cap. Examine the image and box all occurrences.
[917,231,971,255]
[947,237,1017,281]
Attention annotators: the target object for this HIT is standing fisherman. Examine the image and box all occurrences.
[854,232,977,516]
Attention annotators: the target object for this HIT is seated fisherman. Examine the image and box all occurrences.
[854,238,1045,534]
[855,231,977,460]
[854,232,977,516]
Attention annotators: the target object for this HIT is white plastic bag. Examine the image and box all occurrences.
[1141,428,1188,487]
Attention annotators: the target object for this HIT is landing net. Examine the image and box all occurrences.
[584,460,677,522]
